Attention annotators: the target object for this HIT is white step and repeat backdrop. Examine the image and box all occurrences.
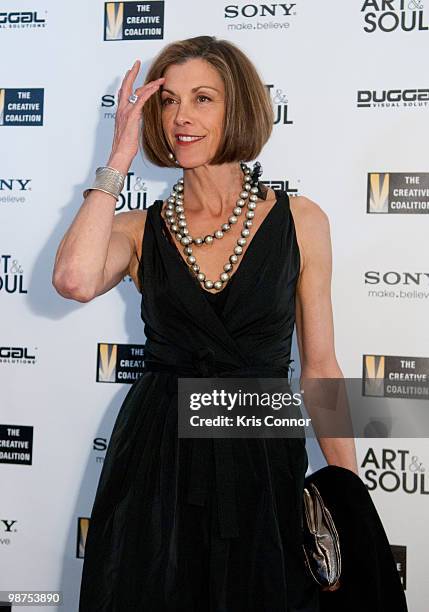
[1,1,428,610]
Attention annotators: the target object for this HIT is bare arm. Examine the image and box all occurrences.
[52,199,146,301]
[52,59,164,302]
[291,196,359,475]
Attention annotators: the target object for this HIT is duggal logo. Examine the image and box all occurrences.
[224,2,297,32]
[0,424,33,465]
[0,255,27,294]
[362,354,429,399]
[357,88,429,108]
[367,172,429,213]
[104,1,164,41]
[261,178,300,196]
[361,447,428,495]
[0,346,37,365]
[361,0,428,33]
[0,178,32,205]
[0,89,44,126]
[0,10,47,29]
[97,342,145,383]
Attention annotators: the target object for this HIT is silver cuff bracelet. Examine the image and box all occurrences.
[83,166,126,201]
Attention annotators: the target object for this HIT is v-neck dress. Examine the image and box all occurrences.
[78,189,320,612]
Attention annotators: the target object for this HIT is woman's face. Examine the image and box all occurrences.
[160,58,226,169]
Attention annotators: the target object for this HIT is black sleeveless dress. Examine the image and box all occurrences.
[79,190,320,612]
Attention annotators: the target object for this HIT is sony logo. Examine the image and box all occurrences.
[0,179,32,191]
[224,4,296,18]
[365,271,429,285]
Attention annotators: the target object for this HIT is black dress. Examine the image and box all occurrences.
[79,189,320,611]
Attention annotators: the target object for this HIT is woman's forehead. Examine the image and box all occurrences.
[163,59,223,86]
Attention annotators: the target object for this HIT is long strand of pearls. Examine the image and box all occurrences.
[162,161,262,292]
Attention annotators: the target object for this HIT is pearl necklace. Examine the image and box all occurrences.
[163,161,263,292]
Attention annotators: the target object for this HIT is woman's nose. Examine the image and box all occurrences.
[173,103,192,125]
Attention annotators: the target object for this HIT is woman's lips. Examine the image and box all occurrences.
[175,135,206,146]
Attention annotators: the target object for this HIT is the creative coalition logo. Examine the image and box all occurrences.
[0,424,33,465]
[0,177,32,205]
[0,88,44,126]
[367,172,429,213]
[391,545,407,589]
[0,10,47,29]
[365,269,429,300]
[361,0,428,33]
[76,517,90,558]
[224,2,297,32]
[357,87,429,109]
[0,255,27,294]
[0,346,37,365]
[361,446,428,494]
[104,1,164,40]
[266,84,293,126]
[97,343,145,383]
[362,354,429,399]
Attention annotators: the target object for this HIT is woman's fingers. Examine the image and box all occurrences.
[118,60,141,106]
[126,78,165,109]
[128,78,165,108]
[118,64,165,111]
[134,78,165,96]
[127,79,164,118]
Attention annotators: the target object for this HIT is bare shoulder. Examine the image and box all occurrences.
[288,195,331,272]
[112,208,148,291]
[288,194,330,228]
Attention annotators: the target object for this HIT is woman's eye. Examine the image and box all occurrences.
[161,95,211,106]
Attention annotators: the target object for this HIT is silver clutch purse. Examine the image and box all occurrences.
[302,481,342,588]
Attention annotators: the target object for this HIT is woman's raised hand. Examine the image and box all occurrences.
[107,59,165,173]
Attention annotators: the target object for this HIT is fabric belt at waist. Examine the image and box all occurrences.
[142,347,294,540]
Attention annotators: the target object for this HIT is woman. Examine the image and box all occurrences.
[53,36,358,611]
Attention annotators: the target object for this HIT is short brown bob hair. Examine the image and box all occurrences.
[140,35,274,167]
